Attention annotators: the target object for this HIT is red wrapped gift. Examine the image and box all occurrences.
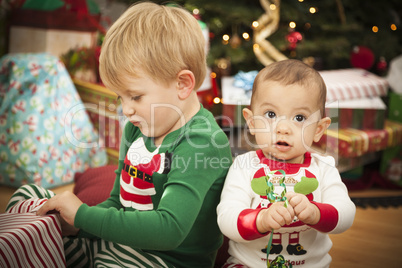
[10,0,102,32]
[221,104,249,127]
[315,122,401,158]
[86,110,122,157]
[325,96,386,130]
[10,8,101,32]
[0,199,66,267]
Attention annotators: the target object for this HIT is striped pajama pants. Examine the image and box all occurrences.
[6,184,170,268]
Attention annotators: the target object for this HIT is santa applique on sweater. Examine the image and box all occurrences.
[253,151,319,256]
[120,137,171,210]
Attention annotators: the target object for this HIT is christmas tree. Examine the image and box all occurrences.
[119,0,402,74]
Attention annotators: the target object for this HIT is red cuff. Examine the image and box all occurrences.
[309,202,339,233]
[237,208,268,240]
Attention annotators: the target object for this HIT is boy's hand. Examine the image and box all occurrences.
[37,191,83,227]
[256,202,295,233]
[286,192,320,225]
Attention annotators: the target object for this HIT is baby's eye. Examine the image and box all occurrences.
[265,111,276,119]
[293,114,306,122]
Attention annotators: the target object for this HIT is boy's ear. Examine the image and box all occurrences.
[243,108,255,135]
[176,70,195,100]
[313,117,331,142]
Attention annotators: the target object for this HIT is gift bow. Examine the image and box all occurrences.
[251,169,292,268]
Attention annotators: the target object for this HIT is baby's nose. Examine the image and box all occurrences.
[275,118,291,134]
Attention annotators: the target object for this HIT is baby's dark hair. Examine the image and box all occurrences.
[251,59,327,117]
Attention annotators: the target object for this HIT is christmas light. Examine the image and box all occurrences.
[242,32,250,40]
[289,21,296,28]
[372,26,379,33]
[217,61,228,70]
[222,34,230,41]
[210,72,217,79]
[192,8,199,15]
[270,4,276,11]
[309,7,317,14]
[213,97,221,104]
[391,24,397,31]
[298,0,304,2]
[252,21,259,28]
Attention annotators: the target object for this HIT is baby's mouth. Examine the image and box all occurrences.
[276,141,289,146]
[275,141,291,152]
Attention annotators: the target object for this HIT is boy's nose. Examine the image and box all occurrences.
[122,103,135,118]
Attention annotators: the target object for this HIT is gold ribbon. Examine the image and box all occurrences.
[253,0,287,66]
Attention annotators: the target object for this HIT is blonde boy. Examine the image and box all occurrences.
[217,59,355,267]
[7,2,232,267]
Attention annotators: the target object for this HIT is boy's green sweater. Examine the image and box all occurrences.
[74,106,232,267]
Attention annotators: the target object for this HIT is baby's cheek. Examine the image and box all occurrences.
[301,125,316,145]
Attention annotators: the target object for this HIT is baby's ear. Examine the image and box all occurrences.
[176,70,195,100]
[313,117,331,142]
[243,108,255,135]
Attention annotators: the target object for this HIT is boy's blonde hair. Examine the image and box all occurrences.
[251,59,327,117]
[99,2,206,90]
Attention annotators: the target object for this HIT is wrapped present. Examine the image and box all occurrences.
[0,198,66,267]
[326,96,386,130]
[8,0,103,58]
[0,53,107,188]
[315,120,402,158]
[320,68,388,103]
[221,76,251,127]
[86,110,122,164]
[73,79,123,165]
[384,120,402,147]
[380,146,402,186]
[73,79,119,109]
[388,92,402,123]
[87,111,122,151]
[0,213,66,267]
[321,69,388,130]
[221,104,249,127]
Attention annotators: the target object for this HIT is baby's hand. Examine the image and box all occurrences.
[256,202,295,233]
[286,192,320,225]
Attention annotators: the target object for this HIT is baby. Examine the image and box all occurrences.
[217,59,356,268]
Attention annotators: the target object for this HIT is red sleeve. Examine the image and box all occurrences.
[237,208,269,240]
[309,202,339,233]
